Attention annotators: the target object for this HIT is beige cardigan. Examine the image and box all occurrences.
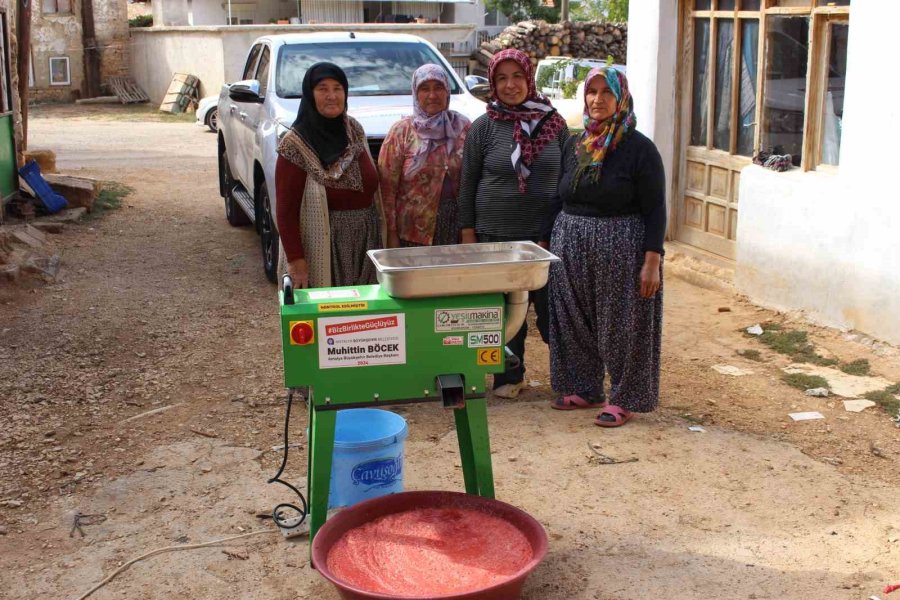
[276,116,385,288]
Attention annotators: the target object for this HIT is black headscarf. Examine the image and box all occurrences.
[292,62,350,167]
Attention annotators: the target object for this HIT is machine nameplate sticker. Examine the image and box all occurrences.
[434,307,502,332]
[442,336,464,346]
[318,313,406,369]
[467,331,501,347]
[318,301,368,312]
[308,289,361,300]
[476,348,502,366]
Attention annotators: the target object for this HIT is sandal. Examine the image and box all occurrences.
[551,394,608,411]
[594,405,633,427]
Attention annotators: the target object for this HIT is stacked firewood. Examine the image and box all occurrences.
[474,20,628,70]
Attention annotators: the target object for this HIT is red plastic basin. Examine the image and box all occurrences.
[311,491,549,600]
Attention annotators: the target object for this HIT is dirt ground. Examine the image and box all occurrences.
[0,104,898,600]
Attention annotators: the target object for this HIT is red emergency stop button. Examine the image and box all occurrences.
[289,321,315,346]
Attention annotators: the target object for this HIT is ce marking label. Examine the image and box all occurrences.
[476,347,502,366]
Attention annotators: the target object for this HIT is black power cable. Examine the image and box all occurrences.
[267,388,308,530]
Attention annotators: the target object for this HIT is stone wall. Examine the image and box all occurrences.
[473,20,627,71]
[29,0,129,102]
[94,0,130,84]
[31,10,85,102]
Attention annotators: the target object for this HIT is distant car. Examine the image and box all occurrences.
[464,75,490,102]
[196,96,219,132]
[539,61,628,129]
[535,57,627,100]
[217,32,487,282]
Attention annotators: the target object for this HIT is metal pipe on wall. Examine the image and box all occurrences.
[16,0,31,152]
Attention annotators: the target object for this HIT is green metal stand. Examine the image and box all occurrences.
[306,396,495,543]
[454,398,495,498]
[307,403,336,543]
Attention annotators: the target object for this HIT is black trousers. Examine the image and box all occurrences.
[476,233,549,387]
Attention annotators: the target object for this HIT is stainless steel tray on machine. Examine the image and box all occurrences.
[367,241,559,299]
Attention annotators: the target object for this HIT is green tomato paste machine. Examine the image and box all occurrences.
[276,241,559,543]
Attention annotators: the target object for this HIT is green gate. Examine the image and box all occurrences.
[0,12,17,201]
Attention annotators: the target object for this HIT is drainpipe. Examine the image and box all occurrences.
[227,0,232,24]
[81,0,101,98]
[16,0,31,153]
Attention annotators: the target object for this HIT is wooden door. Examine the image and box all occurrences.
[676,0,762,260]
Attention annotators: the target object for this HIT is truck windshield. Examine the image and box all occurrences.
[275,41,461,98]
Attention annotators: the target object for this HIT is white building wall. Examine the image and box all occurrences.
[393,2,441,21]
[625,0,678,230]
[155,0,318,25]
[129,29,227,99]
[130,24,476,101]
[628,0,900,344]
[735,0,900,344]
[157,0,481,27]
[191,0,225,24]
[300,0,363,23]
[154,0,190,25]
[446,0,487,51]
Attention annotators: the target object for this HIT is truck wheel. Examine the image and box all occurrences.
[258,182,279,283]
[222,149,250,227]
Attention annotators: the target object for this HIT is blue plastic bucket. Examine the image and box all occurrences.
[328,409,408,509]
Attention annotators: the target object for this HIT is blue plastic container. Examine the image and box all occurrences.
[19,160,67,214]
[328,409,409,509]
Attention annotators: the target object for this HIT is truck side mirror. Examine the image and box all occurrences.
[229,79,263,103]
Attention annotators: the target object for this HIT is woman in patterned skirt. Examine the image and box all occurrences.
[275,62,383,288]
[545,66,666,427]
[378,64,471,248]
[458,48,569,399]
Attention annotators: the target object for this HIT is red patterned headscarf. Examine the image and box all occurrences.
[486,49,567,193]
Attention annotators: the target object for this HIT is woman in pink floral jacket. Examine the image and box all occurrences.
[378,64,472,247]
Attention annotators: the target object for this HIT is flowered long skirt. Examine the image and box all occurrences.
[330,204,381,287]
[548,213,663,413]
[400,175,459,247]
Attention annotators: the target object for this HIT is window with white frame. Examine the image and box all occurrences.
[688,0,850,170]
[49,56,70,86]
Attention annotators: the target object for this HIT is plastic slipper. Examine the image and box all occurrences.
[594,405,633,427]
[551,394,607,411]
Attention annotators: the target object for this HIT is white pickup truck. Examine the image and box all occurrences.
[217,31,486,282]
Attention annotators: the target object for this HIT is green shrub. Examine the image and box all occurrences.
[129,14,152,27]
[839,359,871,376]
[736,349,763,362]
[751,324,837,366]
[863,388,900,415]
[87,182,134,220]
[782,373,830,391]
